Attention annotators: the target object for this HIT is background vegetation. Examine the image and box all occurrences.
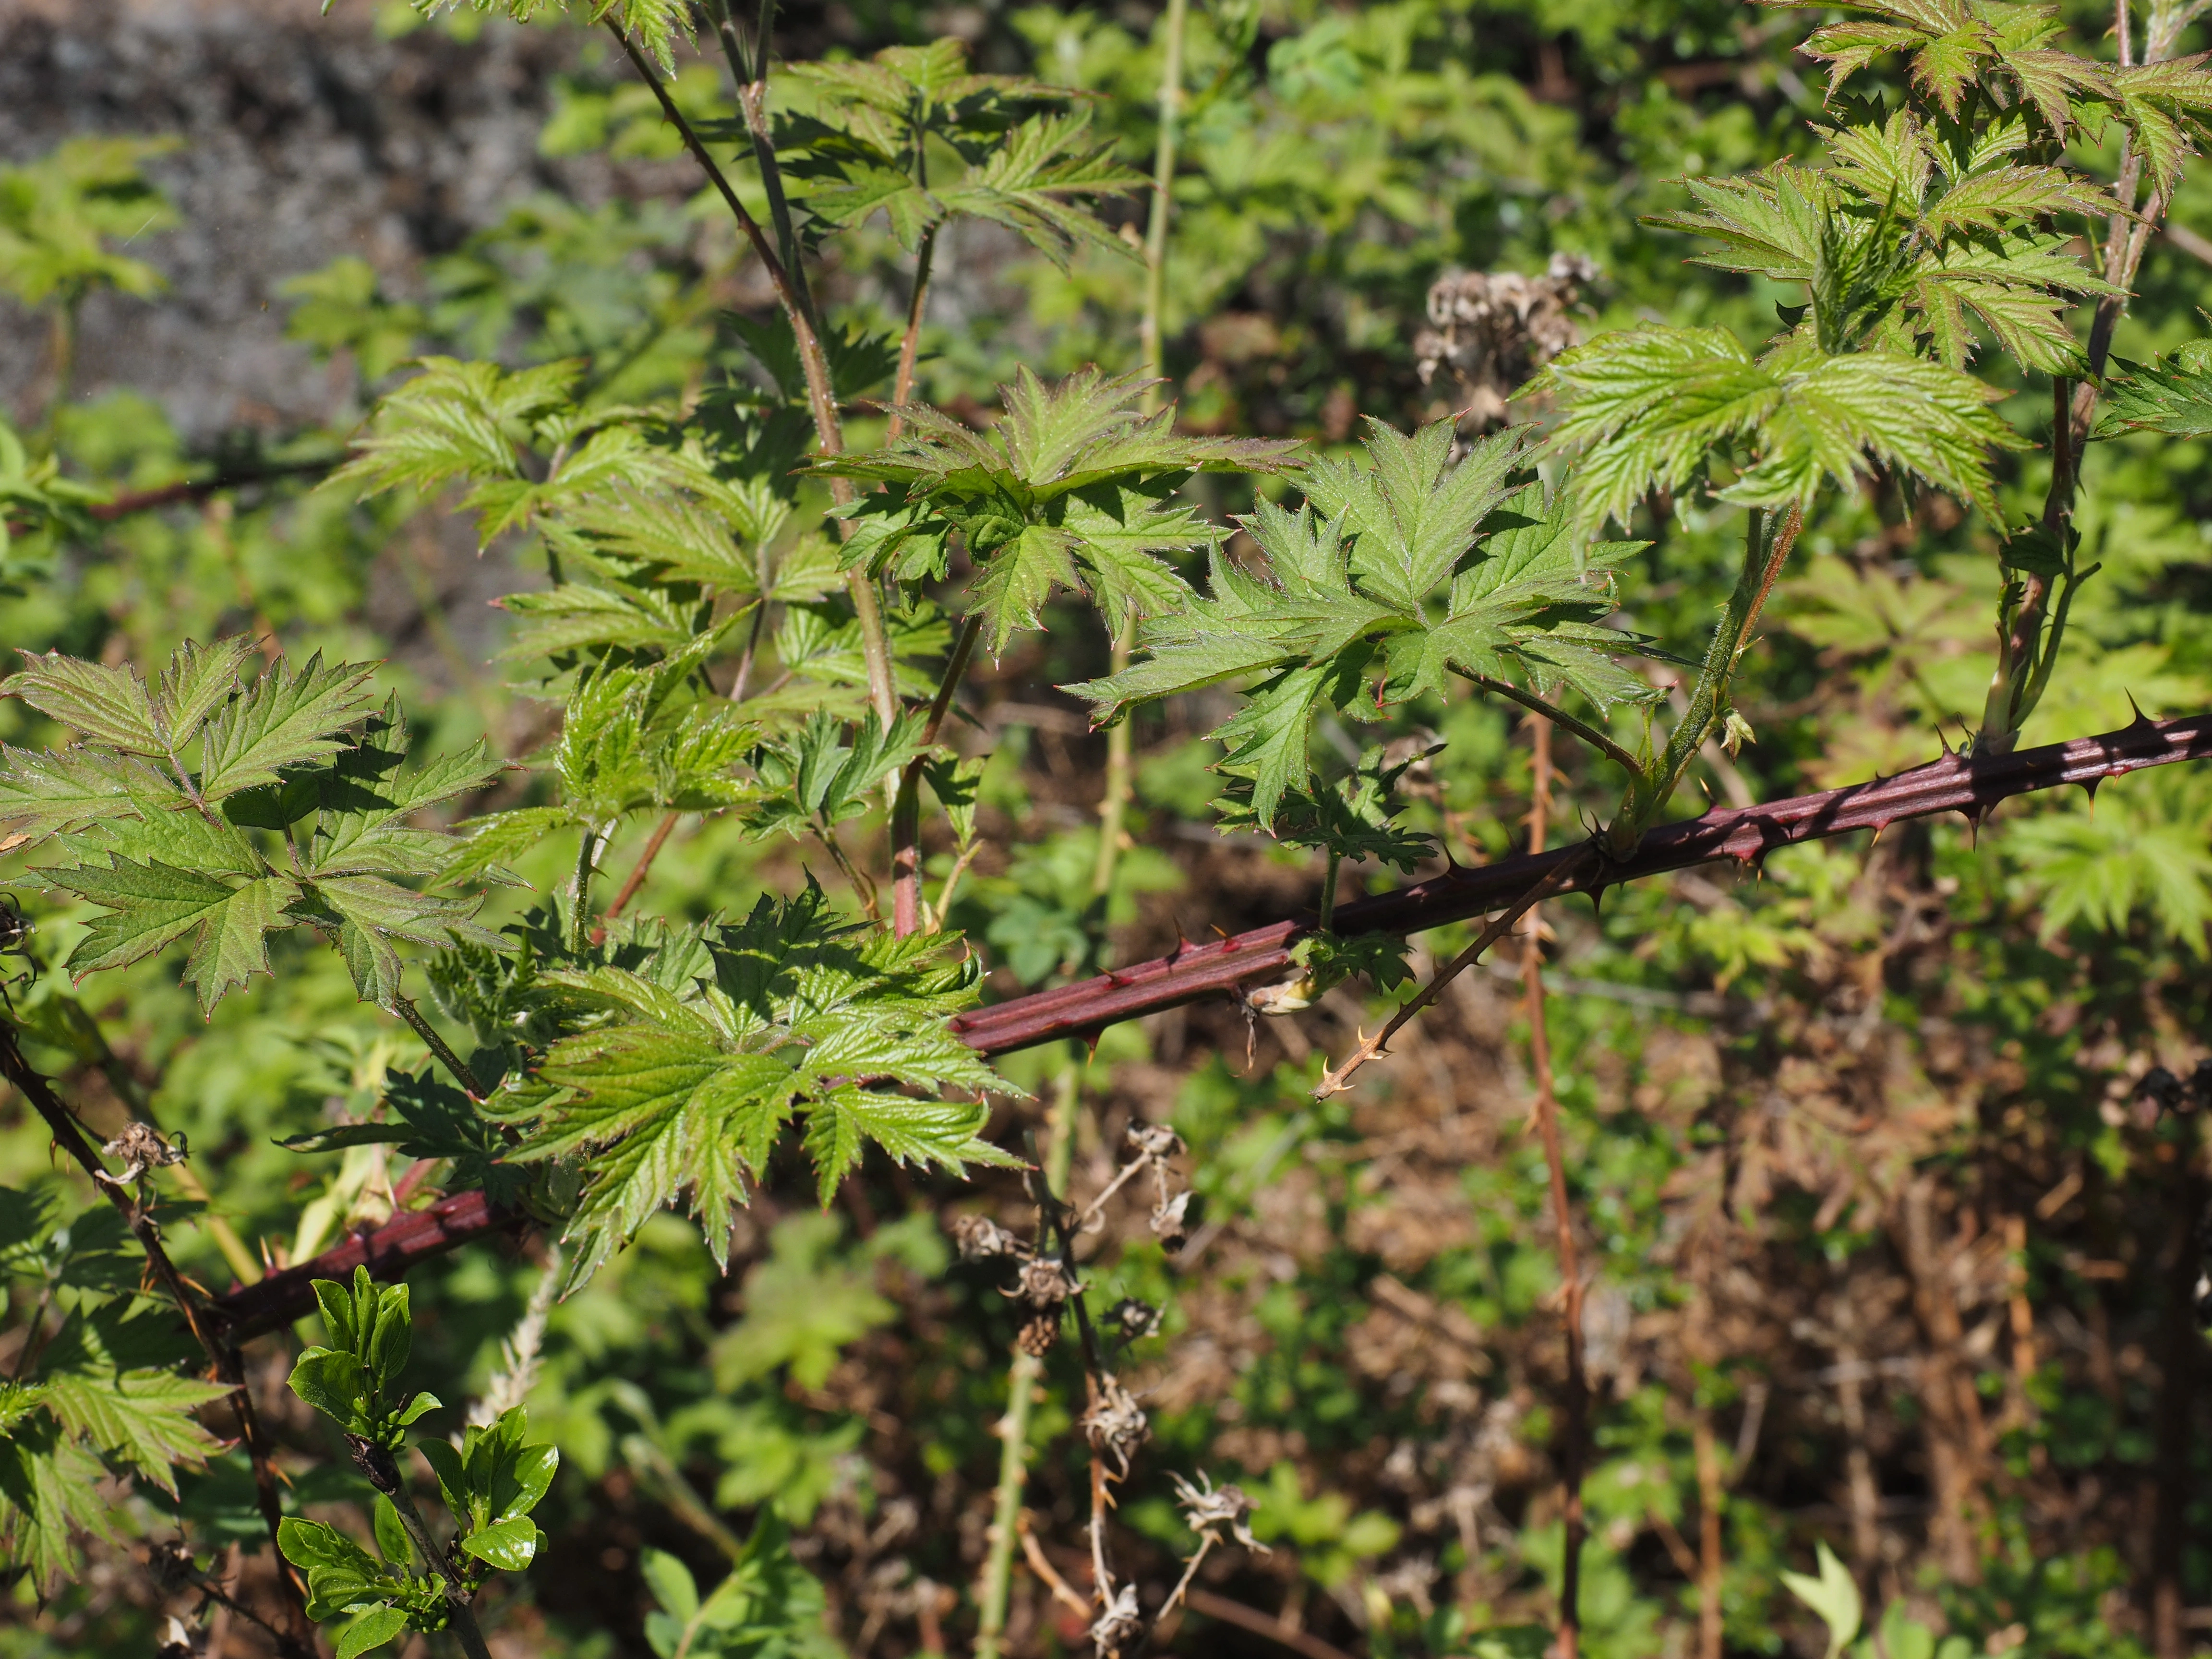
[6,0,2212,1656]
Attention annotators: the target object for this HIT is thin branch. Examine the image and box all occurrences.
[973,1075,1079,1659]
[1076,1151,1152,1232]
[1158,1536,1215,1622]
[728,593,770,704]
[888,228,938,440]
[607,25,789,306]
[1182,1589,1358,1659]
[812,822,880,921]
[386,1474,494,1659]
[1314,845,1592,1098]
[0,1022,314,1651]
[1088,1449,1115,1604]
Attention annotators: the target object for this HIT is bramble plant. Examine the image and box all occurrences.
[11,0,2212,1654]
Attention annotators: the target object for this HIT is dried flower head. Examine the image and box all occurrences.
[1414,252,1596,430]
[1150,1189,1197,1252]
[1006,1255,1080,1310]
[155,1615,201,1659]
[1081,1374,1151,1478]
[147,1539,196,1588]
[1127,1122,1184,1162]
[101,1121,187,1186]
[951,1213,1028,1262]
[1088,1582,1143,1657]
[1170,1469,1266,1551]
[1106,1298,1163,1342]
[1017,1311,1061,1357]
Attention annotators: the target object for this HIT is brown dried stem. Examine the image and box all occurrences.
[0,1021,314,1654]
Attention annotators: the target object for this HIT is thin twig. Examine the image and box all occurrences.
[1182,1589,1358,1659]
[812,823,880,921]
[1521,718,1589,1659]
[1076,1152,1152,1232]
[388,1476,494,1659]
[0,1022,314,1652]
[1158,1535,1215,1622]
[892,614,983,937]
[604,814,679,925]
[888,234,936,439]
[1088,1448,1115,1604]
[1018,1512,1093,1618]
[974,1077,1079,1659]
[1313,845,1592,1097]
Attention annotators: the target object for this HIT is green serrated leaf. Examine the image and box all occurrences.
[4,650,163,755]
[197,653,381,801]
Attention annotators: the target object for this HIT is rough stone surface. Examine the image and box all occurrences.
[0,0,590,439]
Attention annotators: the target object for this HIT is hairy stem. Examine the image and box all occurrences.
[1093,629,1136,897]
[1520,719,1588,1658]
[1983,10,2174,754]
[1463,671,1643,776]
[888,232,936,440]
[974,1066,1081,1659]
[567,828,598,956]
[609,20,899,738]
[1611,504,1798,853]
[0,1021,314,1652]
[394,996,484,1100]
[891,613,983,937]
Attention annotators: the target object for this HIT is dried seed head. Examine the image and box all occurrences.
[101,1121,187,1185]
[1089,1582,1143,1657]
[155,1615,201,1659]
[1170,1469,1266,1551]
[1081,1374,1151,1478]
[1016,1311,1061,1357]
[1413,254,1596,431]
[951,1213,1027,1262]
[1127,1122,1184,1162]
[1150,1189,1197,1252]
[1106,1298,1163,1342]
[1006,1256,1081,1310]
[147,1539,196,1588]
